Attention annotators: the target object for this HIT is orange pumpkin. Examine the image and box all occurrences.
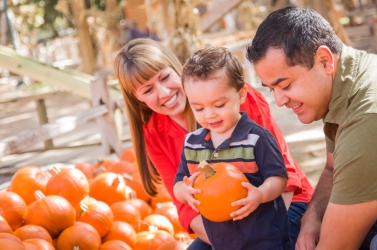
[134,228,175,250]
[89,172,127,206]
[76,200,114,237]
[139,214,174,235]
[25,191,75,238]
[75,162,98,180]
[102,221,137,248]
[22,242,39,250]
[107,161,137,175]
[22,238,55,250]
[99,240,132,250]
[124,172,151,203]
[0,191,27,230]
[0,239,25,250]
[9,166,50,205]
[46,167,90,207]
[193,161,248,222]
[150,185,172,208]
[125,198,153,219]
[0,221,12,234]
[110,201,141,231]
[154,202,185,234]
[94,159,117,170]
[14,225,52,243]
[120,149,136,163]
[157,240,188,250]
[56,222,101,250]
[0,233,25,249]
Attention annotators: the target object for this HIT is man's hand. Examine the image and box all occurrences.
[295,215,321,250]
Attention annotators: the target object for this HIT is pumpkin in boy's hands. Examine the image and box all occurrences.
[193,161,248,222]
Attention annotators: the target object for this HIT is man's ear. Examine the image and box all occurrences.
[315,45,336,75]
[239,85,248,104]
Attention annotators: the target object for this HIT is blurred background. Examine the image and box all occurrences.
[0,0,376,187]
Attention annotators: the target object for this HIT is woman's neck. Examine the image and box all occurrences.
[170,113,189,132]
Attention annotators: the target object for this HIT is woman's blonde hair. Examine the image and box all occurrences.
[114,38,196,196]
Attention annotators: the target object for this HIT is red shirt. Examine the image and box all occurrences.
[144,84,313,233]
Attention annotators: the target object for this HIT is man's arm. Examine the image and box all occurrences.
[296,151,334,250]
[316,200,377,249]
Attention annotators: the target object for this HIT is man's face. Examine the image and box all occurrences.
[253,48,333,124]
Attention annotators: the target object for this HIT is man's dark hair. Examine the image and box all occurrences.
[246,6,343,69]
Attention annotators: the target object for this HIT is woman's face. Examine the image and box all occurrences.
[134,67,187,118]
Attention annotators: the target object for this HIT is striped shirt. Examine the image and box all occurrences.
[175,112,290,249]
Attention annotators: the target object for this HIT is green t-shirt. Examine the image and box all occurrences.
[324,45,377,205]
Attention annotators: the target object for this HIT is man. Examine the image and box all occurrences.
[246,6,377,250]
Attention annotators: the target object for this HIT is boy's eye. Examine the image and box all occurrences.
[282,83,291,90]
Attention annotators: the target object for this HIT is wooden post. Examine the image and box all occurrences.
[90,70,122,157]
[35,99,54,149]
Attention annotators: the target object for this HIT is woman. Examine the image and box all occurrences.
[114,38,313,249]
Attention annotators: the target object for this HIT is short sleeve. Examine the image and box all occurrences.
[330,114,377,204]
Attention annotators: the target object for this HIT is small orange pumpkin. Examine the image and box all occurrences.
[89,172,127,206]
[125,198,153,219]
[9,166,50,205]
[46,167,90,207]
[139,214,174,236]
[99,240,132,250]
[134,227,175,250]
[22,242,39,250]
[120,149,136,163]
[56,222,101,250]
[107,161,137,175]
[13,225,52,243]
[25,191,76,238]
[110,201,141,232]
[76,200,114,237]
[102,221,137,248]
[193,161,248,222]
[22,239,55,250]
[0,191,27,230]
[157,240,188,250]
[0,221,13,234]
[153,202,185,234]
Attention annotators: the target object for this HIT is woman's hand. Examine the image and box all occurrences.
[230,182,262,220]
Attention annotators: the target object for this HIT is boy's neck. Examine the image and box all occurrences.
[210,114,241,148]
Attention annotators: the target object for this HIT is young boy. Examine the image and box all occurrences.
[173,47,291,249]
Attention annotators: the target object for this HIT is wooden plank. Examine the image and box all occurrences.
[199,0,244,32]
[0,104,108,157]
[0,45,121,100]
[91,70,122,157]
[0,90,61,104]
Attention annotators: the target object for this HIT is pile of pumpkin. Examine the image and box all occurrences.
[0,149,193,250]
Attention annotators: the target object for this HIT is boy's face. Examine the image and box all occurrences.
[185,74,247,136]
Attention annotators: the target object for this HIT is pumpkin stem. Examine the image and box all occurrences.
[34,190,46,200]
[48,166,60,175]
[198,160,216,179]
[72,246,82,250]
[122,173,133,182]
[93,166,106,176]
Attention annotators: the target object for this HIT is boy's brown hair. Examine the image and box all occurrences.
[182,47,245,91]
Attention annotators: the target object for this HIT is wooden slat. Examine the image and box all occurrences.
[199,0,244,32]
[0,104,108,157]
[0,45,121,99]
[0,90,61,104]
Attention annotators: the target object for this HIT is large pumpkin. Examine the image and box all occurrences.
[46,167,90,207]
[9,166,50,205]
[13,225,52,243]
[0,191,27,230]
[193,161,248,222]
[56,222,101,250]
[25,191,76,238]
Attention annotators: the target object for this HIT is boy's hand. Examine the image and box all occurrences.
[230,182,262,220]
[182,172,201,212]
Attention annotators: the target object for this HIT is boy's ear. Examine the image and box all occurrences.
[239,85,248,104]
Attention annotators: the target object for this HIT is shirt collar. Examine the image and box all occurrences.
[186,112,255,149]
[324,45,359,124]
